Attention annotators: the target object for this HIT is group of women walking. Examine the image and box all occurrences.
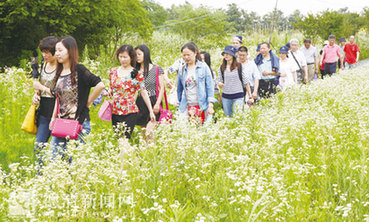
[32,35,173,165]
[30,34,303,165]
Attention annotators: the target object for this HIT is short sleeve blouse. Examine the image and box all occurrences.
[109,67,145,115]
[143,65,164,97]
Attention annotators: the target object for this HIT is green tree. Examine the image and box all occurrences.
[362,7,369,29]
[293,14,321,43]
[162,3,232,43]
[225,3,243,32]
[141,0,168,27]
[293,9,363,44]
[287,10,303,30]
[317,10,344,39]
[340,10,363,38]
[0,0,152,67]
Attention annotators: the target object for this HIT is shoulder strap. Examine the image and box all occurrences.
[55,94,60,117]
[238,63,246,96]
[291,51,302,71]
[220,67,224,83]
[238,63,243,85]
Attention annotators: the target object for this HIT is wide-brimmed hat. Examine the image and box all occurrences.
[279,46,289,54]
[286,42,291,49]
[234,35,243,43]
[256,43,261,52]
[222,45,237,58]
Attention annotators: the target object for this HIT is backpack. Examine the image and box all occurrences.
[221,64,246,96]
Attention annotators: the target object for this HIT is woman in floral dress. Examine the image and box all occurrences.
[108,44,155,139]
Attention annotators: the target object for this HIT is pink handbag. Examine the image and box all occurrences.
[98,100,112,121]
[155,66,173,124]
[51,95,82,140]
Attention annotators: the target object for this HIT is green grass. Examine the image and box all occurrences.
[1,31,369,220]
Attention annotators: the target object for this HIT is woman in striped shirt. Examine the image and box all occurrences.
[218,45,251,117]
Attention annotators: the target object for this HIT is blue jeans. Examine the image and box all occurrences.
[222,97,244,117]
[34,115,52,166]
[50,121,91,163]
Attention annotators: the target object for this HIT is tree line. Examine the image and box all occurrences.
[1,0,368,67]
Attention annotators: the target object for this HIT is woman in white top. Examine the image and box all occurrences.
[278,46,297,90]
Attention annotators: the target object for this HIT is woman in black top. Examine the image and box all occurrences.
[135,44,164,142]
[43,36,104,159]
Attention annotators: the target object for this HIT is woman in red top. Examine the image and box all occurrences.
[108,44,155,140]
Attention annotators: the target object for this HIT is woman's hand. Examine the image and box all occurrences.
[218,97,222,105]
[32,93,40,105]
[153,103,160,115]
[252,91,258,100]
[33,81,44,91]
[218,82,224,89]
[102,89,110,97]
[49,118,55,131]
[207,103,214,116]
[149,111,156,122]
[166,79,174,89]
[248,98,254,106]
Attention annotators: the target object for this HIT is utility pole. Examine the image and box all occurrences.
[268,0,278,44]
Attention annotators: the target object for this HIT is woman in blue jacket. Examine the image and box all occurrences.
[177,42,216,124]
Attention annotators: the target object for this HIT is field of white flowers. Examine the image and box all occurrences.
[1,31,369,221]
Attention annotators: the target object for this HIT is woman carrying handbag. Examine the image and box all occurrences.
[48,36,104,161]
[135,44,165,142]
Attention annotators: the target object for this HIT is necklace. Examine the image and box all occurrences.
[43,63,56,74]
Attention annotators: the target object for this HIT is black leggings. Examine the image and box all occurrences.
[112,113,137,139]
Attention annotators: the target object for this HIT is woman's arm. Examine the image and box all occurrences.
[33,81,53,96]
[164,69,174,89]
[204,66,216,115]
[86,82,104,108]
[154,75,165,114]
[246,83,254,104]
[49,99,58,130]
[140,89,155,121]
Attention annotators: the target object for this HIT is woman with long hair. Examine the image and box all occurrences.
[200,51,221,104]
[108,44,155,141]
[177,43,216,124]
[48,36,104,158]
[135,44,164,142]
[218,45,251,117]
